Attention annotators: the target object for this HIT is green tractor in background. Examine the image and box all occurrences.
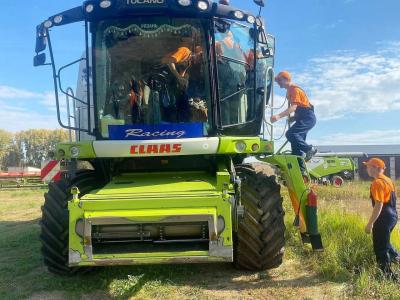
[306,155,357,187]
[34,0,322,275]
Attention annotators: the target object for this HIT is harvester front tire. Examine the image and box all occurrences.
[234,164,285,271]
[40,170,100,275]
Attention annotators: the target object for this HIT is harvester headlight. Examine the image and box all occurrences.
[235,141,246,153]
[58,149,66,157]
[247,15,256,24]
[100,0,112,8]
[233,10,245,20]
[177,0,192,6]
[197,1,209,11]
[251,144,260,152]
[44,20,53,28]
[85,4,94,13]
[54,15,63,24]
[70,146,80,158]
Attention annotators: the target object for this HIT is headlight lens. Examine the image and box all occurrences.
[85,4,94,13]
[247,15,256,24]
[177,0,192,6]
[251,144,260,152]
[58,149,66,157]
[234,10,245,20]
[235,141,246,153]
[197,1,209,10]
[100,0,112,8]
[70,146,80,158]
[54,15,63,24]
[44,20,53,28]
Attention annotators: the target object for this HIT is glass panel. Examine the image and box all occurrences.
[215,23,256,127]
[256,34,275,104]
[95,17,211,138]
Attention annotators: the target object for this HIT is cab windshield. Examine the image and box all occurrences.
[94,17,212,138]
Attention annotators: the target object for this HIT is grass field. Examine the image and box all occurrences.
[0,180,399,299]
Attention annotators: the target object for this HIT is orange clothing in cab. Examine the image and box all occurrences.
[162,47,192,64]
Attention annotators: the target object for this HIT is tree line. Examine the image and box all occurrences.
[0,129,69,170]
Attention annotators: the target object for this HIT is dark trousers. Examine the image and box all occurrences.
[372,213,399,274]
[285,107,316,172]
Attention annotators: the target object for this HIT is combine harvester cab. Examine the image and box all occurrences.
[34,0,322,275]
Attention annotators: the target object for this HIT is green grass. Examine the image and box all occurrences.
[1,181,400,299]
[284,180,400,299]
[0,191,229,299]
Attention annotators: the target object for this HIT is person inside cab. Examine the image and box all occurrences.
[161,46,207,123]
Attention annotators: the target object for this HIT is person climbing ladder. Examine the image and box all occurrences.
[271,71,317,173]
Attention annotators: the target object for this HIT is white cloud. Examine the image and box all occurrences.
[310,129,400,145]
[0,106,59,132]
[0,85,69,132]
[293,43,400,120]
[0,86,40,99]
[0,85,67,113]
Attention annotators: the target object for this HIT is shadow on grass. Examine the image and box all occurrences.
[0,218,332,300]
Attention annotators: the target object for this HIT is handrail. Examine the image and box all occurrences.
[66,87,77,142]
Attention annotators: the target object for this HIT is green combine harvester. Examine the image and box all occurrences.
[34,0,323,275]
[306,155,357,187]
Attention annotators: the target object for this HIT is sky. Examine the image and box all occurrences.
[0,0,399,145]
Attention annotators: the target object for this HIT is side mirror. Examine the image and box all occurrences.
[261,46,272,58]
[33,53,47,66]
[35,36,46,53]
[253,0,265,7]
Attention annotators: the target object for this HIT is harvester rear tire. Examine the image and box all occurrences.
[40,170,101,275]
[331,175,344,188]
[234,164,285,271]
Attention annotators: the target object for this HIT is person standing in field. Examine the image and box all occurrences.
[364,158,400,279]
[271,71,317,173]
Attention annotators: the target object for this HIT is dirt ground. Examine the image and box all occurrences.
[27,259,345,300]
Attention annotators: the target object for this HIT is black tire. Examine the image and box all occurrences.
[40,170,101,275]
[234,164,285,271]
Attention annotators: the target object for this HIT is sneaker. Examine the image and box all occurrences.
[391,255,400,264]
[305,147,318,162]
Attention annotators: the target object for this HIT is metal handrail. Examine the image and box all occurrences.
[66,87,77,142]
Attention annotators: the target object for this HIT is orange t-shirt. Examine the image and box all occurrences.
[162,47,192,64]
[287,85,311,108]
[371,174,396,203]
